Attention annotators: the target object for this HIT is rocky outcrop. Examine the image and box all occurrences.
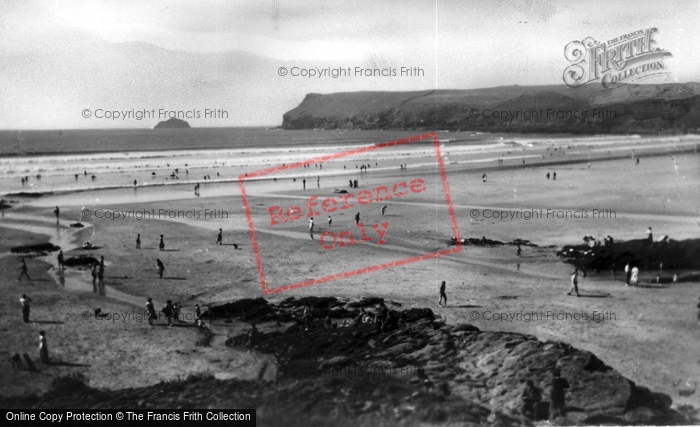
[153,118,190,129]
[282,83,700,134]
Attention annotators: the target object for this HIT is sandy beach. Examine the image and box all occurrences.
[1,133,699,419]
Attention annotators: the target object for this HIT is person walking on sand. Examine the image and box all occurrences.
[136,234,141,249]
[216,228,222,245]
[54,206,60,221]
[355,212,360,225]
[438,281,447,307]
[146,298,157,326]
[57,250,64,271]
[18,258,31,281]
[630,266,639,287]
[159,235,165,251]
[309,217,314,239]
[39,331,49,364]
[164,300,174,326]
[482,173,487,183]
[328,216,332,227]
[516,243,522,258]
[381,205,387,215]
[156,259,165,279]
[20,294,33,323]
[567,268,580,297]
[302,178,306,190]
[549,369,569,421]
[172,303,181,323]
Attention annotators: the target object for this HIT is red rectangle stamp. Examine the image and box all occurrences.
[239,132,462,295]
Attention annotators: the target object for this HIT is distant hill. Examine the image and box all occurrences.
[153,118,191,129]
[282,83,700,134]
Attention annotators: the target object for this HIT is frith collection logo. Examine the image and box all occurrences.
[563,28,672,88]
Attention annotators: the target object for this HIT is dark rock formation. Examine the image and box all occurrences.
[11,243,60,254]
[282,83,700,134]
[63,255,99,267]
[557,238,700,273]
[153,118,191,129]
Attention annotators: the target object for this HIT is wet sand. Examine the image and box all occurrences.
[1,134,699,409]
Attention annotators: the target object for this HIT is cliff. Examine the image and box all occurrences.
[282,83,700,134]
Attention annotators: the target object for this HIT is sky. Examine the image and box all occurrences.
[1,0,699,129]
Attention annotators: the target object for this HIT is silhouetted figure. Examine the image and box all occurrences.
[482,174,487,183]
[164,300,174,326]
[156,259,165,279]
[546,172,550,180]
[438,281,447,307]
[20,294,32,323]
[553,172,556,180]
[136,234,141,249]
[646,227,653,242]
[39,331,49,364]
[549,369,570,421]
[381,205,387,215]
[54,206,60,221]
[18,258,30,281]
[216,229,222,245]
[567,268,580,296]
[520,379,542,421]
[57,250,64,270]
[355,212,360,225]
[159,235,165,251]
[303,178,306,190]
[146,298,157,326]
[328,216,332,227]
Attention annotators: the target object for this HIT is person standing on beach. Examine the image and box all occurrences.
[309,217,314,239]
[646,227,653,242]
[97,264,105,286]
[136,234,141,249]
[18,258,30,281]
[195,304,201,320]
[216,228,222,245]
[20,294,33,323]
[57,250,64,271]
[520,379,542,421]
[302,178,306,190]
[381,205,387,215]
[516,244,522,258]
[630,266,639,286]
[164,300,174,326]
[317,176,320,188]
[54,206,60,222]
[91,264,98,288]
[546,172,550,180]
[549,369,569,421]
[39,331,49,364]
[146,298,157,326]
[553,172,556,180]
[624,263,631,286]
[159,235,165,251]
[438,281,447,307]
[567,268,580,296]
[156,259,165,279]
[328,216,332,227]
[482,174,487,183]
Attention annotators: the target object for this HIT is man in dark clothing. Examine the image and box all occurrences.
[159,235,165,251]
[355,212,360,225]
[163,300,174,326]
[520,379,542,421]
[156,259,165,279]
[18,258,31,281]
[136,234,141,249]
[54,206,60,221]
[549,369,570,421]
[57,250,64,270]
[216,229,222,245]
[20,294,33,323]
[438,281,447,307]
[146,298,157,326]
